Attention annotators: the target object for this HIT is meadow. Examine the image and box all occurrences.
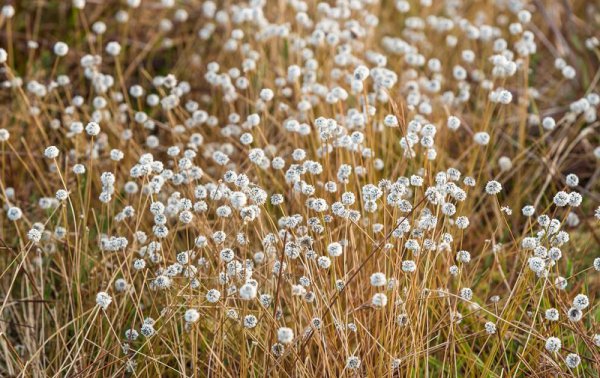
[0,0,599,376]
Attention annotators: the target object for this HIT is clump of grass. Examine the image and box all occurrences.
[0,0,599,376]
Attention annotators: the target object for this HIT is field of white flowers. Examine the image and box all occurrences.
[0,0,599,376]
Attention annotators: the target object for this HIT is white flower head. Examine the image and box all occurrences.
[277,327,294,344]
[96,292,112,310]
